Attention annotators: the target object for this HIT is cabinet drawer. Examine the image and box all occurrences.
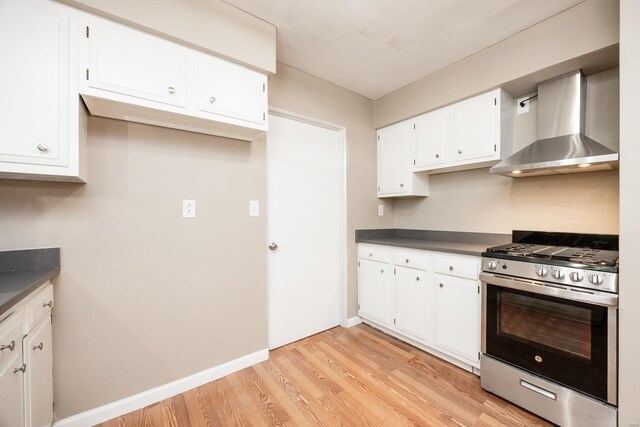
[0,312,23,373]
[358,246,390,263]
[24,284,53,334]
[394,250,429,270]
[434,254,479,280]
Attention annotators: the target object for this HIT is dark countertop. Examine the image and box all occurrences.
[0,248,60,318]
[355,229,511,257]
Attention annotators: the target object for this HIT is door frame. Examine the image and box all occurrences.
[267,107,349,331]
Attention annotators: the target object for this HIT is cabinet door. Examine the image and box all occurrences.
[0,315,25,427]
[377,122,411,194]
[87,18,187,107]
[358,259,392,326]
[0,0,69,166]
[450,91,497,161]
[433,274,479,362]
[395,267,428,341]
[415,109,447,168]
[196,54,267,125]
[23,316,53,427]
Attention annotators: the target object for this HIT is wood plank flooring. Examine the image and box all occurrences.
[98,324,551,427]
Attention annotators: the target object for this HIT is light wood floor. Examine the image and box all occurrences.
[98,324,551,426]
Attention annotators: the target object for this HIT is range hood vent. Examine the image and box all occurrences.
[490,70,618,177]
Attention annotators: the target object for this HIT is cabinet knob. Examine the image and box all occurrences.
[33,343,43,351]
[268,242,278,251]
[458,149,463,154]
[209,96,216,103]
[1,340,15,351]
[400,183,404,188]
[37,144,48,152]
[416,277,420,281]
[13,364,26,374]
[380,269,384,274]
[168,86,176,94]
[43,301,53,308]
[405,258,409,263]
[369,253,373,257]
[439,283,444,288]
[435,154,440,159]
[449,266,454,271]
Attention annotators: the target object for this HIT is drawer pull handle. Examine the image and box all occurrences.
[1,340,15,351]
[37,144,49,152]
[439,283,444,288]
[519,379,557,401]
[13,364,26,374]
[43,301,53,308]
[449,266,454,271]
[33,343,44,351]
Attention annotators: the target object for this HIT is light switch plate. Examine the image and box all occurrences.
[378,205,384,216]
[249,200,260,217]
[182,200,196,218]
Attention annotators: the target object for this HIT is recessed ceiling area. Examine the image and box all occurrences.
[223,0,585,99]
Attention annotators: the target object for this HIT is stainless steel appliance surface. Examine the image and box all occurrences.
[480,230,618,427]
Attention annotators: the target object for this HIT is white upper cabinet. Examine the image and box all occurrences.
[0,0,85,182]
[196,53,267,125]
[377,122,429,198]
[79,11,268,141]
[86,19,187,107]
[413,88,514,174]
[414,108,447,169]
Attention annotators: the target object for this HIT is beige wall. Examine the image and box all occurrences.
[57,0,276,73]
[394,68,620,234]
[618,1,640,424]
[269,63,393,318]
[373,0,619,128]
[0,119,268,418]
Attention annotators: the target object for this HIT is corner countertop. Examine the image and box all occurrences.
[355,229,511,257]
[0,248,60,318]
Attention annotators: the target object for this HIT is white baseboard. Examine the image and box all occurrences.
[54,348,269,427]
[346,316,363,328]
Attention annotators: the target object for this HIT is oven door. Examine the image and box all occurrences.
[480,273,618,405]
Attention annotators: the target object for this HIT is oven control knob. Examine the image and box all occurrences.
[487,260,498,270]
[570,271,584,282]
[552,270,565,280]
[589,274,604,285]
[535,267,548,277]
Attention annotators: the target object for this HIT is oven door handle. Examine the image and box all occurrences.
[479,273,619,307]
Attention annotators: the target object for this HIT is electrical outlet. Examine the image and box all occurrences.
[249,200,260,217]
[378,205,384,216]
[182,200,196,218]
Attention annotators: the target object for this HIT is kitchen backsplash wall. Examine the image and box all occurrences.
[393,68,620,234]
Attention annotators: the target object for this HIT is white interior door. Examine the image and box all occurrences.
[267,114,343,349]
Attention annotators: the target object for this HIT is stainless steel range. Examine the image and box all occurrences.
[480,231,618,427]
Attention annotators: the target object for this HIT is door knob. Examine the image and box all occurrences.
[268,242,278,251]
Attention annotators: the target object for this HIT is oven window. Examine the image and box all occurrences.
[498,292,592,359]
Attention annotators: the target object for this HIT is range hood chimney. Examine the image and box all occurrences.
[490,70,619,177]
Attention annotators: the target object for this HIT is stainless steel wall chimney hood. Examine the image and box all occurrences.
[490,70,619,177]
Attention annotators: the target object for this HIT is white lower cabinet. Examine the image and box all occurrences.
[358,244,481,370]
[0,283,54,427]
[358,258,393,326]
[394,266,429,341]
[434,273,480,363]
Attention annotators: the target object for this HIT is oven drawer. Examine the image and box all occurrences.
[434,254,479,279]
[393,250,428,270]
[358,245,390,263]
[481,355,616,427]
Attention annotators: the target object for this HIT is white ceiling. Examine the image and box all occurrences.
[224,0,585,100]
